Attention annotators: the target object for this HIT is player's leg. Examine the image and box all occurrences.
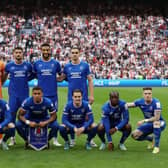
[0,123,15,150]
[48,96,62,146]
[132,123,153,141]
[16,120,28,142]
[97,123,106,150]
[59,124,71,150]
[152,120,166,154]
[48,121,59,141]
[8,96,19,146]
[83,124,97,150]
[118,123,132,151]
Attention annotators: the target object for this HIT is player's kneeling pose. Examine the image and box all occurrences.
[16,86,59,149]
[0,99,15,150]
[59,89,97,150]
[97,91,131,151]
[127,88,166,154]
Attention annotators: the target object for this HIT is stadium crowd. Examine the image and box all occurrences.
[0,1,168,79]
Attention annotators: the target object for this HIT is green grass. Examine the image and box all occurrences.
[0,87,168,168]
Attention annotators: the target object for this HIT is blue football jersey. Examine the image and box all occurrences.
[33,59,61,97]
[102,100,129,129]
[63,61,91,101]
[134,98,164,120]
[0,99,12,128]
[62,100,94,129]
[21,97,56,120]
[5,61,32,97]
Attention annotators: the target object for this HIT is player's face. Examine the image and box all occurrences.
[41,46,51,60]
[72,92,82,106]
[32,90,43,103]
[13,49,23,62]
[143,90,152,103]
[71,49,80,62]
[110,96,119,106]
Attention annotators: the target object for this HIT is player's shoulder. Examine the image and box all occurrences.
[152,98,161,106]
[119,100,126,106]
[80,61,89,67]
[134,98,144,103]
[43,97,52,104]
[22,97,32,106]
[6,61,14,66]
[102,101,110,110]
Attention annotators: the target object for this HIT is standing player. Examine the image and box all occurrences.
[98,91,131,151]
[4,47,33,146]
[33,43,62,146]
[0,99,15,150]
[0,56,5,142]
[127,87,166,154]
[58,45,96,147]
[59,89,97,150]
[16,86,59,147]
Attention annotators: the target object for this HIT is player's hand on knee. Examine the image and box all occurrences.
[29,121,38,128]
[76,127,84,137]
[39,121,47,128]
[109,127,117,135]
[137,120,145,126]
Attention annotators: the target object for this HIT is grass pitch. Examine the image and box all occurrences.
[0,87,168,168]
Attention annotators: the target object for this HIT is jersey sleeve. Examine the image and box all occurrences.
[1,103,12,128]
[21,98,30,111]
[85,63,91,77]
[84,104,94,129]
[101,104,112,142]
[62,103,76,129]
[47,100,56,114]
[56,61,62,74]
[134,99,141,107]
[116,103,129,130]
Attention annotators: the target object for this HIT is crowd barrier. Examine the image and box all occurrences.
[3,79,168,87]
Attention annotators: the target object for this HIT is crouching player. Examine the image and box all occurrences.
[16,86,59,148]
[98,91,131,151]
[59,89,97,150]
[127,87,166,154]
[0,99,15,150]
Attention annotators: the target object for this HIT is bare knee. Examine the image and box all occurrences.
[131,130,143,140]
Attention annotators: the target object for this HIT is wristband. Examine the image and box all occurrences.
[144,119,149,123]
[25,120,30,125]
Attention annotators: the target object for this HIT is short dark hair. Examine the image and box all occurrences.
[72,89,83,96]
[143,87,152,91]
[109,91,119,98]
[41,43,50,48]
[13,47,23,52]
[32,86,43,92]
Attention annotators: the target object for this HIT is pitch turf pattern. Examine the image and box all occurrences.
[0,87,168,168]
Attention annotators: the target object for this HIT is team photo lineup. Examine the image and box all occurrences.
[0,43,166,154]
[0,0,168,162]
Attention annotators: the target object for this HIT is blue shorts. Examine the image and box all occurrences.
[9,95,28,122]
[137,120,166,135]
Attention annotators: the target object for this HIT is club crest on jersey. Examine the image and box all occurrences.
[34,127,44,137]
[68,67,72,71]
[81,108,85,113]
[51,64,54,68]
[38,64,42,68]
[149,106,153,110]
[80,66,83,70]
[42,106,46,110]
[11,66,15,70]
[24,65,28,70]
[30,106,34,110]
